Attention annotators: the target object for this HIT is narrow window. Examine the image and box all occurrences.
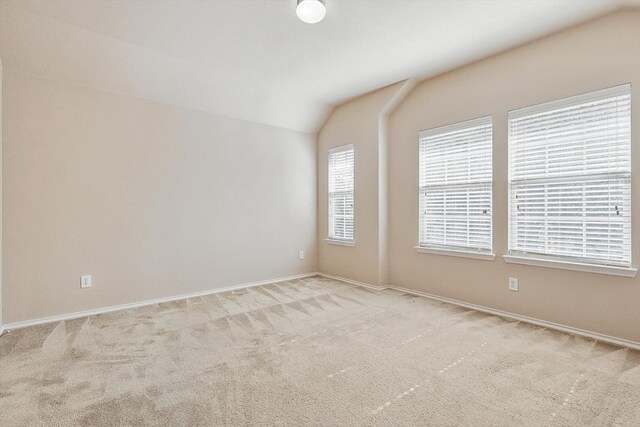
[328,144,355,242]
[508,84,631,267]
[419,117,493,254]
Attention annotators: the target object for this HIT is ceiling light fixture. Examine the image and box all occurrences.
[296,0,326,24]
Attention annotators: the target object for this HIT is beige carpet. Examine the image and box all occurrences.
[1,276,639,426]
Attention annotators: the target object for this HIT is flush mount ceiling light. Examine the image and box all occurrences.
[296,0,326,24]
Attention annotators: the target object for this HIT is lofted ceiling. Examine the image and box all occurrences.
[0,0,637,133]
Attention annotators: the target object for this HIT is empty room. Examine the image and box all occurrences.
[1,0,640,425]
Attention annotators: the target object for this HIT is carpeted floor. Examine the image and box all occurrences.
[1,276,639,426]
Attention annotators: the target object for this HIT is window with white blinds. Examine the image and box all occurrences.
[508,84,632,267]
[419,116,493,254]
[328,144,355,242]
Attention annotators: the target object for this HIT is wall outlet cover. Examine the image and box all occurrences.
[81,275,92,289]
[508,277,518,291]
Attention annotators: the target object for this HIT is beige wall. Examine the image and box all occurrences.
[3,6,639,345]
[388,10,640,343]
[2,69,317,324]
[317,83,402,286]
[318,10,640,343]
[0,58,2,326]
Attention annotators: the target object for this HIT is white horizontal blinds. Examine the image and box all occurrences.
[328,145,355,241]
[508,84,632,267]
[419,116,493,253]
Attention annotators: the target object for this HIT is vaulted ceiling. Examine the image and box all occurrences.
[1,0,637,133]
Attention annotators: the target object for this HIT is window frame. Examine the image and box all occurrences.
[327,144,355,245]
[416,116,494,259]
[505,84,636,277]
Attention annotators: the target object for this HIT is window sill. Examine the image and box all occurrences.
[415,246,495,261]
[326,239,355,247]
[502,255,638,278]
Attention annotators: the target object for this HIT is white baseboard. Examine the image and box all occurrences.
[388,284,640,351]
[318,273,388,291]
[6,272,636,352]
[2,272,319,331]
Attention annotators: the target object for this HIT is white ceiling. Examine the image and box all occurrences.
[0,0,637,133]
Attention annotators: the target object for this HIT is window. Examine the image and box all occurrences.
[328,144,355,243]
[508,84,631,269]
[418,116,493,256]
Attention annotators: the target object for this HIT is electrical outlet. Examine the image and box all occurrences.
[508,277,518,291]
[299,251,304,260]
[80,275,92,289]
